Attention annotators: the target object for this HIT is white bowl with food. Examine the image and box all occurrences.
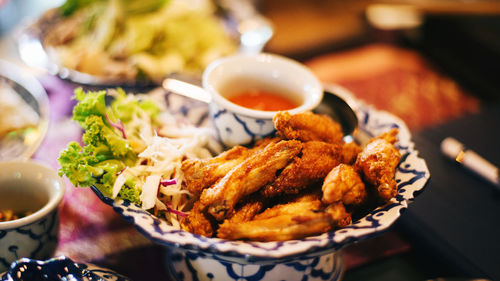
[0,161,66,273]
[0,60,49,160]
[204,53,324,147]
[17,0,273,86]
[58,85,429,281]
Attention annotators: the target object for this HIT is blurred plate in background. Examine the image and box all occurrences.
[0,59,49,160]
[16,0,273,87]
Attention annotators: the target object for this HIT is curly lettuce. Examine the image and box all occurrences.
[58,88,160,204]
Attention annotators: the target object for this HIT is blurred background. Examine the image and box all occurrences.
[2,0,500,101]
[1,0,499,280]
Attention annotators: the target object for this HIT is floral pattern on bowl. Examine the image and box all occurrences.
[0,256,130,281]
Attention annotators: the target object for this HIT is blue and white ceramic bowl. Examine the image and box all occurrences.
[0,256,130,281]
[91,84,430,281]
[0,161,65,273]
[203,53,324,147]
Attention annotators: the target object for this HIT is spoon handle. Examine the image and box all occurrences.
[162,78,211,103]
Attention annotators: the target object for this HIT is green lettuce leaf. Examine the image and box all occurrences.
[58,88,160,204]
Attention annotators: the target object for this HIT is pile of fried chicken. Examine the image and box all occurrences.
[179,111,401,241]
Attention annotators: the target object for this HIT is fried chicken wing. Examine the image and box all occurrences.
[200,140,302,221]
[354,129,401,202]
[254,192,321,219]
[322,164,367,206]
[261,141,342,197]
[341,142,362,165]
[273,111,344,144]
[224,194,267,224]
[181,145,250,197]
[251,136,281,151]
[180,201,215,237]
[217,199,351,241]
[376,128,399,144]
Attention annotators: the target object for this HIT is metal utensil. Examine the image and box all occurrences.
[313,90,358,138]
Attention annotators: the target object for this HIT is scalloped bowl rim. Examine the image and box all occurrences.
[91,83,430,263]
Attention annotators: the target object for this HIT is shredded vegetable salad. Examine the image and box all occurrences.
[58,88,219,226]
[44,0,237,82]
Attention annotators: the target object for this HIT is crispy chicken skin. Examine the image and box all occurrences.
[261,141,342,197]
[273,111,344,144]
[376,128,399,144]
[217,198,351,241]
[200,140,302,221]
[354,129,401,202]
[341,142,362,165]
[181,145,250,197]
[322,164,367,206]
[251,137,281,151]
[224,194,267,224]
[255,193,320,219]
[180,201,215,237]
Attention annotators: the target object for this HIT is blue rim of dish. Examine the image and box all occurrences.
[89,84,430,264]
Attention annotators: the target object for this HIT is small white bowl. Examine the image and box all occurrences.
[203,53,323,147]
[0,161,65,272]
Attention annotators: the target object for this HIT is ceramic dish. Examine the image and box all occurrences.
[90,84,430,280]
[0,256,131,281]
[0,60,49,160]
[16,1,273,87]
[0,161,66,272]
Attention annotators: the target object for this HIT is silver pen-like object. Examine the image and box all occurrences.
[440,137,499,187]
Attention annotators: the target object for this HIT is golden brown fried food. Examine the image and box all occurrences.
[376,128,399,144]
[354,129,401,202]
[341,142,362,165]
[181,145,250,198]
[261,141,342,197]
[224,194,267,225]
[273,111,344,144]
[180,201,215,237]
[179,111,403,242]
[200,140,302,221]
[322,164,367,206]
[217,199,351,241]
[255,192,321,219]
[251,137,281,151]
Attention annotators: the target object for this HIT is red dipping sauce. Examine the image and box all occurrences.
[228,90,299,111]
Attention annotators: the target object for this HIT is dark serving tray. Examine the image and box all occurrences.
[399,105,500,280]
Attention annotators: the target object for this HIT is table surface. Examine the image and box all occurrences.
[1,1,498,280]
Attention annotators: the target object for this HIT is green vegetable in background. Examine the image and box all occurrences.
[52,0,237,82]
[61,0,169,16]
[58,88,160,204]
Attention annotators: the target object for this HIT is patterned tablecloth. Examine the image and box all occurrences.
[32,43,480,280]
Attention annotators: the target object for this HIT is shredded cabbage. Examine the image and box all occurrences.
[59,88,218,226]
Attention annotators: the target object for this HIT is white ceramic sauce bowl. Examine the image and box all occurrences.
[0,161,65,272]
[203,53,323,147]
